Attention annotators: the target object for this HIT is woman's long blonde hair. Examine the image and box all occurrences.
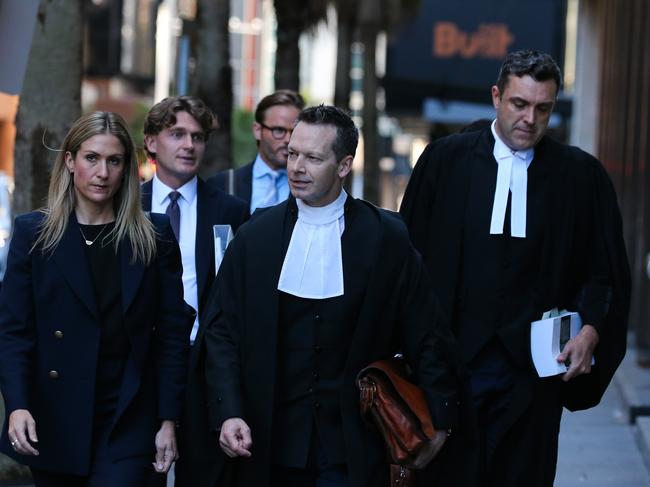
[33,111,156,264]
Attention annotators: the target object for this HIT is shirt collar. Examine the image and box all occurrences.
[252,153,286,180]
[296,189,348,226]
[152,173,198,206]
[491,120,534,164]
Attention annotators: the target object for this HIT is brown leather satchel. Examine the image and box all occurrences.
[357,358,446,487]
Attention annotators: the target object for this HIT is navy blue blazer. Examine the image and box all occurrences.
[0,212,191,476]
[207,161,254,206]
[140,177,249,322]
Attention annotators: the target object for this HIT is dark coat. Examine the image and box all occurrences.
[141,177,249,487]
[208,162,254,205]
[399,127,630,413]
[0,212,190,476]
[203,196,470,487]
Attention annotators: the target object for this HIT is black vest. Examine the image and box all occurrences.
[455,152,551,366]
[271,200,372,468]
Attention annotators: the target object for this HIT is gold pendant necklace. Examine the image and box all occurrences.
[78,223,109,246]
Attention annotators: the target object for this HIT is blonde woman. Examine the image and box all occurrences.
[0,111,190,486]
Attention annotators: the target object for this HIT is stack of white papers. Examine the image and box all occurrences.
[530,310,593,377]
[213,225,234,275]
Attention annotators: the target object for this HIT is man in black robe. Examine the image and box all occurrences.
[203,105,465,486]
[400,50,631,486]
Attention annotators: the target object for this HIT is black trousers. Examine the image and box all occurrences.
[30,422,157,487]
[271,431,348,487]
[469,341,563,487]
[270,463,348,487]
[30,457,152,487]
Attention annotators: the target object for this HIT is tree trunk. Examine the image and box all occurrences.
[194,0,232,175]
[359,0,380,204]
[13,0,83,215]
[334,13,354,111]
[361,31,379,204]
[273,0,301,91]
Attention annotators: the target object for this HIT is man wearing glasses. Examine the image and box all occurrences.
[210,90,305,213]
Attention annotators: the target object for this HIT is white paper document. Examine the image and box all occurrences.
[213,225,234,275]
[530,310,594,378]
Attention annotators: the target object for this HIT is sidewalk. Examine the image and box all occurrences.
[556,378,650,486]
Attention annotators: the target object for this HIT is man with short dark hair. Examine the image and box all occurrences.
[203,105,462,487]
[400,50,630,486]
[141,95,249,487]
[209,89,305,213]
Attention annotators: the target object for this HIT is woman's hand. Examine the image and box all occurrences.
[8,409,39,456]
[153,419,177,474]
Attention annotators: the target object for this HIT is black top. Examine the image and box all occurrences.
[79,221,127,359]
[78,221,128,430]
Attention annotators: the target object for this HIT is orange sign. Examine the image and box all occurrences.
[433,22,514,59]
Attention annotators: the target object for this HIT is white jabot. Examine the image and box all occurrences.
[489,120,534,238]
[277,190,347,299]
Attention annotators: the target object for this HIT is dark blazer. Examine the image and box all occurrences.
[141,177,248,487]
[204,197,470,487]
[141,177,249,319]
[0,212,190,476]
[208,161,254,205]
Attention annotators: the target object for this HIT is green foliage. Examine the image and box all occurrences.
[232,108,257,169]
[129,101,151,166]
[129,101,149,151]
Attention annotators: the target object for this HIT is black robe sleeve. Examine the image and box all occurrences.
[399,142,440,261]
[204,231,247,430]
[396,230,460,431]
[562,151,631,411]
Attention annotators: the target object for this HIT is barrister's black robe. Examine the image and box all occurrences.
[202,196,476,487]
[400,127,630,481]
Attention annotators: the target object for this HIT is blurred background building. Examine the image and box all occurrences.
[1,0,650,480]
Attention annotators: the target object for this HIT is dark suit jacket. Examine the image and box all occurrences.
[141,177,249,320]
[203,196,469,487]
[208,162,254,205]
[141,177,248,487]
[0,212,190,476]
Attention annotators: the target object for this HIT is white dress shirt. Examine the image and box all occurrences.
[152,174,200,343]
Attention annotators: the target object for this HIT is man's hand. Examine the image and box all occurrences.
[219,418,252,458]
[8,409,39,456]
[556,324,599,382]
[153,419,177,473]
[411,430,447,469]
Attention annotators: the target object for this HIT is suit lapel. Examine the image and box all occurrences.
[248,202,292,380]
[195,179,218,312]
[120,234,145,315]
[141,179,153,212]
[431,130,486,316]
[239,162,253,204]
[340,198,376,309]
[52,214,99,318]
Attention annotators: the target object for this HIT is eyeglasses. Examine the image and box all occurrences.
[259,123,293,140]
